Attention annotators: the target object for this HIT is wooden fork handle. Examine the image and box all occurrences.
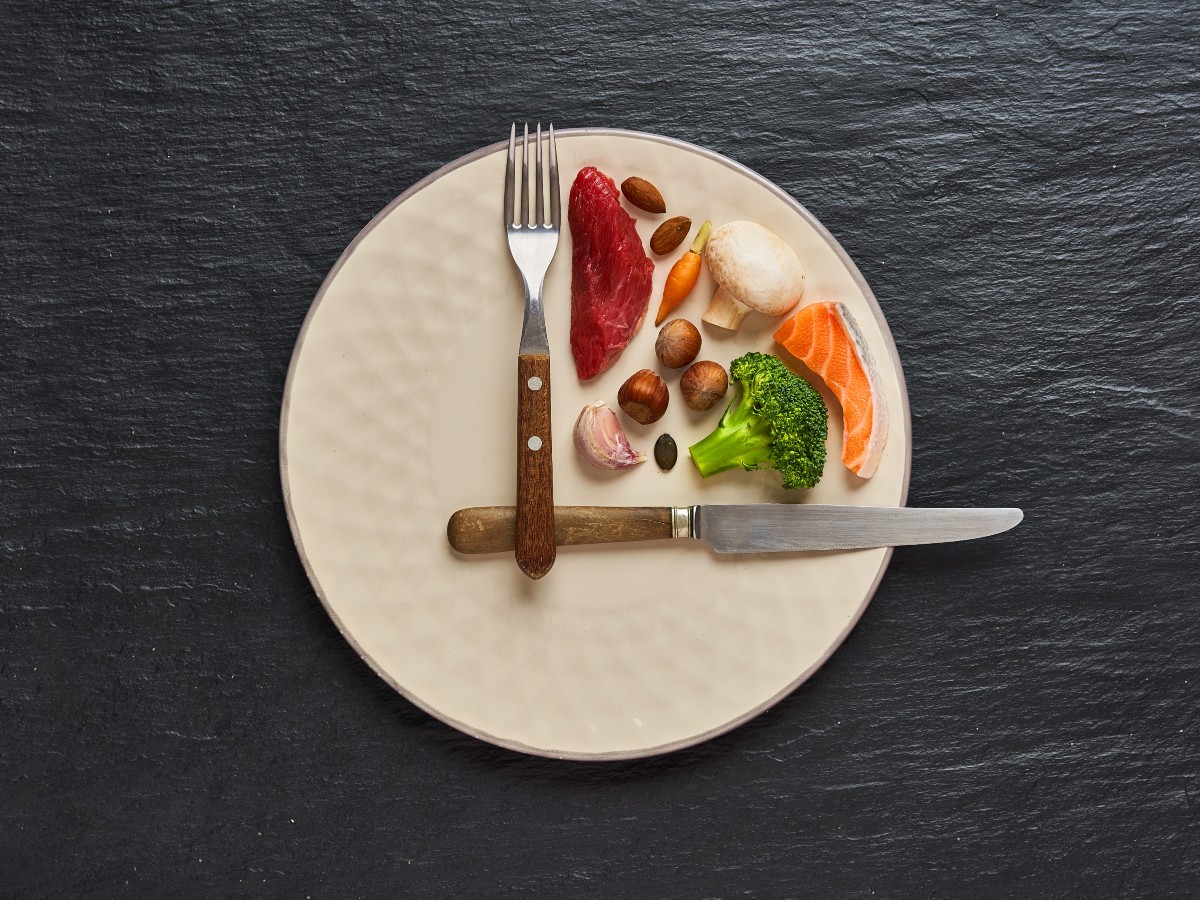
[515,354,555,578]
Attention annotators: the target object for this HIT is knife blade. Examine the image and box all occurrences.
[447,505,1023,555]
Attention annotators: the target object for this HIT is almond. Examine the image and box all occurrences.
[621,177,667,214]
[649,216,692,255]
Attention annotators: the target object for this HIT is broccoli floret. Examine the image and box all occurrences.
[688,352,828,490]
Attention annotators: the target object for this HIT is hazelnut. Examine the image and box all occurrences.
[681,361,729,412]
[617,369,669,424]
[654,319,702,369]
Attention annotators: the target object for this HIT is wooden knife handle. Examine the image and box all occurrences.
[449,506,675,555]
[515,354,555,578]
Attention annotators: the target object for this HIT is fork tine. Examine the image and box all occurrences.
[535,123,545,228]
[504,123,515,227]
[520,123,530,227]
[548,123,560,229]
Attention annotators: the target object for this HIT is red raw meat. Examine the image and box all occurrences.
[568,166,655,380]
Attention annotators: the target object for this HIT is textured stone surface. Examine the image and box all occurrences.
[2,0,1197,896]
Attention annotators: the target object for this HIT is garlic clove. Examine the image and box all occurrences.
[573,401,646,470]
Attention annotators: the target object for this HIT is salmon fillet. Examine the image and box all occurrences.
[774,302,888,478]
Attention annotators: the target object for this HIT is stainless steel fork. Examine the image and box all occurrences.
[504,123,561,580]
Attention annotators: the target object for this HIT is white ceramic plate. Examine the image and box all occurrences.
[280,129,911,760]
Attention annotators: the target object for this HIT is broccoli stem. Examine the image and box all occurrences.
[688,390,774,478]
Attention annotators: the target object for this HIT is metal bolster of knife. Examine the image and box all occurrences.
[671,506,697,539]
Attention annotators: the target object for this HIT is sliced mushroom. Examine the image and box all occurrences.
[701,222,805,330]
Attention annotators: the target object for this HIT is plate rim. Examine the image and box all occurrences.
[279,127,913,761]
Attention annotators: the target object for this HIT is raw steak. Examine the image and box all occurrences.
[568,166,655,380]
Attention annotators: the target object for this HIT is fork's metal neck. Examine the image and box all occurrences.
[518,280,549,355]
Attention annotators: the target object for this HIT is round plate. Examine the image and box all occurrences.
[280,129,911,760]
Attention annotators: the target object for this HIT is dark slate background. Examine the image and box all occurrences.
[3,0,1198,896]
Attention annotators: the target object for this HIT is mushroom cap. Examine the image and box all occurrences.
[703,221,805,316]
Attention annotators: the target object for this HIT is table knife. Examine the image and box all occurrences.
[447,504,1024,554]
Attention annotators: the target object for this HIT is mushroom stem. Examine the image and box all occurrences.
[702,286,750,330]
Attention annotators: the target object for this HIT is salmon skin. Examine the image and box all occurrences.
[774,302,889,478]
[568,167,654,381]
